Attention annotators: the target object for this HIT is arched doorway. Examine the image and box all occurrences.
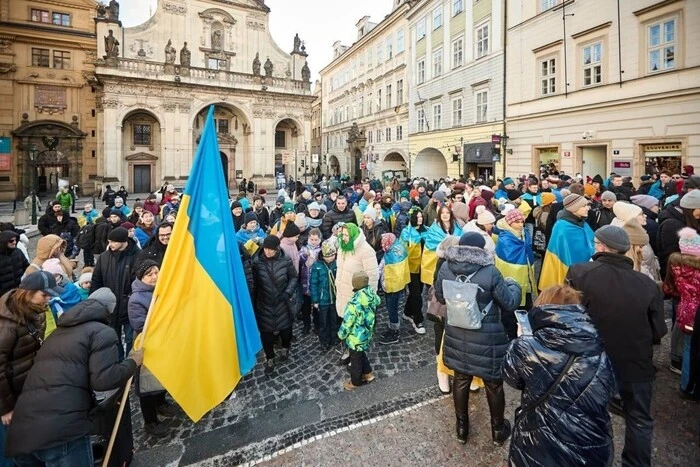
[382,152,407,182]
[274,118,302,181]
[414,148,448,181]
[220,151,229,187]
[122,109,161,193]
[353,148,362,179]
[328,155,340,177]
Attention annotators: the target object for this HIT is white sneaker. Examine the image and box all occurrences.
[413,321,426,335]
[341,348,350,360]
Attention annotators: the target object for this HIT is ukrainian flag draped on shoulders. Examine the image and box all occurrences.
[494,219,537,306]
[141,106,262,422]
[382,237,410,293]
[539,213,595,291]
[421,222,462,285]
[400,223,424,274]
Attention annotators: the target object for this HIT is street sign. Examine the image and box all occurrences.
[311,153,319,163]
[282,150,292,164]
[297,150,309,157]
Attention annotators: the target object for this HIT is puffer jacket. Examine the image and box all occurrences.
[127,279,153,334]
[310,258,337,306]
[434,245,521,381]
[89,239,141,326]
[25,234,74,279]
[503,304,615,467]
[0,291,46,416]
[335,226,379,317]
[657,202,688,279]
[4,298,136,457]
[251,249,297,333]
[664,253,700,331]
[0,231,29,297]
[338,285,379,351]
[321,204,357,239]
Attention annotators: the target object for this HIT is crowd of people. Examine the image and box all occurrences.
[0,166,698,465]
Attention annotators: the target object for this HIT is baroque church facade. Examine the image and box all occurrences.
[95,0,314,193]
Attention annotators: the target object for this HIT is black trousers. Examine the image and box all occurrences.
[349,349,371,386]
[619,380,653,467]
[452,372,505,427]
[139,391,166,424]
[260,327,292,360]
[404,273,424,325]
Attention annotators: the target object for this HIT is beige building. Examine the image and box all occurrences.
[310,79,322,175]
[0,0,98,200]
[320,0,411,182]
[94,0,314,194]
[506,0,700,180]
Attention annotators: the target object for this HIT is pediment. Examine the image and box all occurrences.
[206,0,270,13]
[125,152,158,161]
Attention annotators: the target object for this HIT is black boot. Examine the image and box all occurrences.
[456,416,469,444]
[492,419,512,446]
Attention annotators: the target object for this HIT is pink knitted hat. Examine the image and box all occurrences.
[505,208,525,225]
[678,227,700,257]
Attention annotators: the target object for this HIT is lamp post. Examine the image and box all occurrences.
[28,144,38,225]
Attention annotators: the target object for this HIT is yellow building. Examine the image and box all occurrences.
[0,0,98,201]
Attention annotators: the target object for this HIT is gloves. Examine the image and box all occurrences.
[128,348,144,366]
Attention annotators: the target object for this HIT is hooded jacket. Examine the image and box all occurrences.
[310,258,337,306]
[566,253,667,383]
[0,291,46,416]
[37,209,78,239]
[321,203,357,239]
[90,239,141,326]
[251,249,297,333]
[435,245,521,381]
[0,231,29,297]
[25,234,74,279]
[335,224,379,318]
[338,285,379,351]
[5,298,136,456]
[503,305,615,467]
[664,252,700,331]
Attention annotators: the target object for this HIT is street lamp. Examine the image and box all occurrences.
[28,144,38,224]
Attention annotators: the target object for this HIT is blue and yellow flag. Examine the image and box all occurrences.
[538,218,595,291]
[141,106,261,422]
[382,239,410,293]
[420,223,462,285]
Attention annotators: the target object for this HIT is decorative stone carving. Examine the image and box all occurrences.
[252,108,263,118]
[108,0,120,21]
[104,30,119,59]
[0,63,17,74]
[301,61,311,82]
[162,102,177,112]
[163,2,187,15]
[212,29,223,50]
[252,52,261,76]
[178,102,191,113]
[180,42,191,67]
[102,98,119,109]
[0,39,13,51]
[264,57,273,77]
[246,19,265,31]
[264,109,276,118]
[164,39,176,64]
[293,34,301,53]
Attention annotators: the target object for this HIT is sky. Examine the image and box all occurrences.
[119,0,394,81]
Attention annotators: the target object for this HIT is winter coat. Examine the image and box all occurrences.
[136,235,168,267]
[93,218,124,254]
[664,253,700,332]
[143,199,161,217]
[299,244,321,295]
[566,253,667,383]
[338,286,379,351]
[251,249,297,333]
[77,209,98,228]
[321,205,357,239]
[128,279,153,334]
[588,206,615,231]
[25,235,74,279]
[0,291,46,416]
[335,230,379,317]
[657,202,687,279]
[255,206,271,232]
[310,259,337,306]
[89,239,141,326]
[362,220,388,262]
[102,188,116,207]
[238,243,255,302]
[55,192,73,212]
[503,304,615,467]
[37,210,78,239]
[462,220,495,253]
[4,299,136,457]
[0,231,30,297]
[435,245,521,381]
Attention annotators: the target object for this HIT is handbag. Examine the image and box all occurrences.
[426,286,446,321]
[139,365,165,395]
[515,354,576,422]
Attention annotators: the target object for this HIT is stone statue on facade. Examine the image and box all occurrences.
[164,39,176,64]
[301,61,311,82]
[348,122,361,140]
[180,42,191,67]
[108,0,120,21]
[252,52,261,76]
[212,29,223,50]
[264,57,273,77]
[293,33,301,53]
[104,30,119,58]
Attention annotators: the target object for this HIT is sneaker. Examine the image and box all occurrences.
[144,422,168,438]
[343,379,361,391]
[413,321,426,335]
[362,372,376,383]
[669,360,682,375]
[280,348,290,361]
[379,330,400,345]
[341,348,350,361]
[157,402,178,417]
[264,359,274,375]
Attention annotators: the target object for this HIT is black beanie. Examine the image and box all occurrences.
[102,207,112,218]
[244,212,258,225]
[283,221,301,238]
[108,227,129,243]
[262,235,280,250]
[459,232,486,248]
[135,259,159,280]
[507,189,521,201]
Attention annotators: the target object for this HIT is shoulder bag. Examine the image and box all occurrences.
[515,354,576,422]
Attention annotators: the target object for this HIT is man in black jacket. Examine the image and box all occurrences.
[320,195,356,239]
[566,225,666,467]
[0,231,29,297]
[90,227,141,360]
[102,184,116,208]
[5,288,142,465]
[137,222,172,267]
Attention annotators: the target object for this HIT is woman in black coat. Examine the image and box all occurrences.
[502,285,615,467]
[434,232,521,446]
[251,235,297,374]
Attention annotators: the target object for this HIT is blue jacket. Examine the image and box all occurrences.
[503,304,615,467]
[309,258,337,306]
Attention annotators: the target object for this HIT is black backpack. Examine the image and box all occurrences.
[76,223,97,250]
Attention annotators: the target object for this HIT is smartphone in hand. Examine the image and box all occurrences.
[515,309,532,336]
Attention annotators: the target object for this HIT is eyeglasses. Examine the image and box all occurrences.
[159,233,172,238]
[7,238,17,244]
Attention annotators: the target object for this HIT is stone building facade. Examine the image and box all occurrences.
[506,0,700,180]
[320,0,412,182]
[94,0,314,194]
[0,0,99,200]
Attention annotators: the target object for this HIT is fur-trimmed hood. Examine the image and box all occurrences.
[445,245,494,267]
[667,252,700,269]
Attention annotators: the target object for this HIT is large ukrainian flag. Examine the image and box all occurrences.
[420,223,462,285]
[141,106,262,422]
[538,218,595,291]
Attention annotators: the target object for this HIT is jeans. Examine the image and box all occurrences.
[453,372,506,429]
[682,333,693,392]
[349,349,372,386]
[524,223,534,245]
[114,322,134,361]
[317,304,338,347]
[14,435,93,467]
[385,291,403,331]
[260,327,292,360]
[619,380,653,467]
[0,423,12,467]
[404,273,424,325]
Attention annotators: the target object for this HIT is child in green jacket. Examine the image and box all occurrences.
[338,270,380,390]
